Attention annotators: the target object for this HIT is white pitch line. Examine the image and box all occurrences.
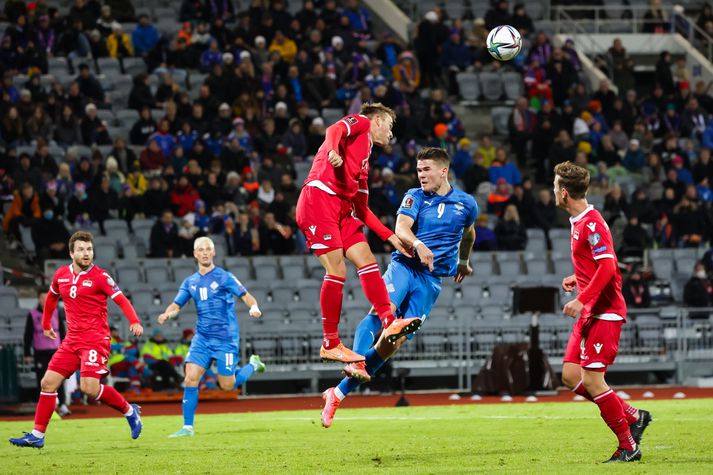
[252,415,713,422]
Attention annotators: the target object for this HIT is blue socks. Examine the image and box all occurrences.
[234,364,255,387]
[353,313,382,355]
[336,348,385,397]
[182,386,199,427]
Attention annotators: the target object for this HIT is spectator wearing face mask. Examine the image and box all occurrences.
[684,261,713,317]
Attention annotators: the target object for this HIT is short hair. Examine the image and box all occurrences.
[194,236,215,250]
[359,102,396,122]
[554,161,590,199]
[69,231,94,253]
[416,147,450,167]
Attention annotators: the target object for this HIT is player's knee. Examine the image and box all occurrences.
[79,381,99,399]
[40,376,59,393]
[581,371,607,394]
[218,379,234,391]
[560,371,579,389]
[184,374,200,387]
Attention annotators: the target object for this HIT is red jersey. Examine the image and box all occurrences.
[570,205,627,320]
[304,114,373,200]
[48,263,123,343]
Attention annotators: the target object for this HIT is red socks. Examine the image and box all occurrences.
[96,384,130,414]
[357,263,394,328]
[572,381,638,424]
[34,391,57,433]
[321,275,346,349]
[593,389,635,450]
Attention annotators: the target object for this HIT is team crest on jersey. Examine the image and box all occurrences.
[345,116,358,125]
[402,196,414,209]
[82,280,93,287]
[324,234,332,241]
[573,231,579,240]
[454,202,464,210]
[210,281,219,291]
[588,232,601,246]
[106,277,115,287]
[586,222,596,232]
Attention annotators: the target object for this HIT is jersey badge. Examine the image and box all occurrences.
[573,231,579,240]
[82,280,93,287]
[454,202,464,210]
[588,232,601,246]
[345,116,358,125]
[210,281,219,291]
[58,278,69,283]
[586,222,596,232]
[106,276,115,287]
[309,225,317,235]
[402,196,414,209]
[324,234,332,241]
[594,343,603,354]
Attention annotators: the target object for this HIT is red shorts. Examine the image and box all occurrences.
[563,317,622,372]
[296,186,367,256]
[47,339,111,379]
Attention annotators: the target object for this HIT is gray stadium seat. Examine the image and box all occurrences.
[456,72,481,102]
[479,72,504,101]
[270,287,296,304]
[525,259,548,275]
[123,57,147,75]
[281,263,305,280]
[115,264,142,285]
[322,108,344,125]
[490,107,512,136]
[129,289,155,312]
[252,256,279,281]
[172,261,196,282]
[502,72,524,100]
[224,257,251,279]
[652,259,674,280]
[0,287,19,308]
[553,258,574,277]
[98,57,121,75]
[499,260,521,276]
[146,267,170,284]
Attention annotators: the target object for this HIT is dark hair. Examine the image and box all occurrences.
[69,230,94,253]
[554,161,590,199]
[416,147,450,167]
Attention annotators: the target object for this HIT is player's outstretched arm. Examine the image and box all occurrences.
[455,224,476,283]
[395,214,433,271]
[114,293,143,336]
[158,303,181,325]
[241,293,262,319]
[323,122,348,167]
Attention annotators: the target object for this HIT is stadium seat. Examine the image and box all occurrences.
[145,267,171,285]
[97,57,121,76]
[172,261,196,282]
[123,57,147,75]
[281,263,305,280]
[490,107,512,136]
[115,264,142,285]
[479,72,504,101]
[129,289,155,313]
[456,72,481,102]
[501,72,523,101]
[552,258,573,276]
[322,108,344,125]
[270,286,296,304]
[525,259,549,275]
[498,260,521,276]
[252,256,280,281]
[652,258,674,280]
[223,257,252,279]
[0,287,19,309]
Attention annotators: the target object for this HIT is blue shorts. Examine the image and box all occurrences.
[382,260,442,340]
[185,333,240,376]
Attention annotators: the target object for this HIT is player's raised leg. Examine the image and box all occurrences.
[316,248,364,363]
[345,242,421,343]
[82,376,143,440]
[9,370,65,448]
[234,355,267,387]
[170,362,206,437]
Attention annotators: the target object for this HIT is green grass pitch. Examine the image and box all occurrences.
[1,399,712,474]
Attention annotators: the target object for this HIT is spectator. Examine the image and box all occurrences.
[487,178,512,216]
[90,174,119,234]
[619,215,652,258]
[484,0,512,31]
[488,148,522,185]
[233,211,259,256]
[474,214,497,251]
[150,210,180,257]
[414,11,446,88]
[128,74,156,111]
[142,177,171,217]
[622,267,651,309]
[54,104,83,146]
[170,175,200,217]
[463,150,489,194]
[644,0,669,34]
[31,206,70,263]
[141,328,182,390]
[76,63,105,102]
[683,261,713,311]
[23,291,69,415]
[495,204,528,250]
[3,182,41,245]
[673,195,706,247]
[623,139,646,172]
[508,97,537,167]
[80,103,111,145]
[269,30,297,63]
[259,212,294,255]
[132,14,159,57]
[140,138,167,172]
[106,22,133,59]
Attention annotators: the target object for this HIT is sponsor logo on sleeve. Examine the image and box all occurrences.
[345,116,358,125]
[593,245,608,254]
[402,196,414,209]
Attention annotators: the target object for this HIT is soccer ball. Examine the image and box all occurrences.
[486,25,522,61]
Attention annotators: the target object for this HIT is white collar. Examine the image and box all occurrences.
[569,204,594,225]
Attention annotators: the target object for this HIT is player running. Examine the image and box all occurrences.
[10,231,144,448]
[321,147,478,426]
[296,102,418,364]
[157,236,266,438]
[553,162,651,463]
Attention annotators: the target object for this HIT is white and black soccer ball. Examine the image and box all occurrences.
[486,25,522,62]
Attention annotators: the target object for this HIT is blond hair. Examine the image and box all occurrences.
[359,102,396,122]
[193,236,215,250]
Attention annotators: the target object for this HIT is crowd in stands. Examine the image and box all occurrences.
[0,0,713,297]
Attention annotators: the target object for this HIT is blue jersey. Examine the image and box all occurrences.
[393,187,478,277]
[174,266,247,344]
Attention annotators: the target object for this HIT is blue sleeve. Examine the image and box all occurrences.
[466,197,479,227]
[397,190,422,220]
[225,272,247,298]
[174,278,191,306]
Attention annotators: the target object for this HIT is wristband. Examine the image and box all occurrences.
[413,239,423,249]
[250,304,260,313]
[459,258,470,266]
